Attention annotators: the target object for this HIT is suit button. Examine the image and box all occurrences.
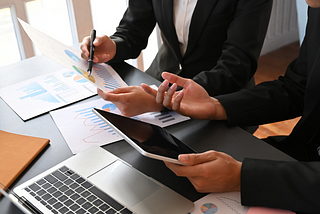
[179,64,182,70]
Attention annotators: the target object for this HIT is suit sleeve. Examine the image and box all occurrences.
[241,158,320,213]
[215,38,309,126]
[193,0,272,96]
[108,0,156,63]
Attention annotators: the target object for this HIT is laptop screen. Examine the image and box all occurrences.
[93,108,196,160]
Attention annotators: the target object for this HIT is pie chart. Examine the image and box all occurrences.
[65,49,81,62]
[72,65,95,83]
[201,203,218,214]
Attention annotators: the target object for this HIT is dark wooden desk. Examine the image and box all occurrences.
[0,56,295,213]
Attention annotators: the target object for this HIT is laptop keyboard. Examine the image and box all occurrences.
[24,166,134,214]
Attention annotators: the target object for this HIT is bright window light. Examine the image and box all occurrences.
[0,7,21,67]
[25,0,73,55]
[90,0,159,70]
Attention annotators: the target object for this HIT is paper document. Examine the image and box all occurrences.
[17,18,127,92]
[50,98,190,154]
[190,192,295,214]
[0,68,97,120]
[0,19,129,120]
[189,192,249,214]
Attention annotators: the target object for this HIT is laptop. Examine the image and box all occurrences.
[1,145,194,214]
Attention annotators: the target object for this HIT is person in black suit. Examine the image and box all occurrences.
[81,0,272,117]
[141,1,320,213]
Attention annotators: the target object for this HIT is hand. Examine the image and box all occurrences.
[165,151,242,193]
[97,86,164,117]
[141,72,227,120]
[80,35,116,63]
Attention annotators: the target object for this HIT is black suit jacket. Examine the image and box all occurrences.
[109,0,272,96]
[218,7,320,213]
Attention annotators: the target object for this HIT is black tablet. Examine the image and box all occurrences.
[92,108,196,165]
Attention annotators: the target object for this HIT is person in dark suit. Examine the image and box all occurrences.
[141,1,320,213]
[81,0,272,117]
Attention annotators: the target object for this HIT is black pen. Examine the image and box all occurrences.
[87,29,96,77]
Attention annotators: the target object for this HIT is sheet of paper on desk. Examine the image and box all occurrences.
[0,68,98,120]
[189,192,249,214]
[50,98,190,154]
[17,18,127,92]
[190,192,295,214]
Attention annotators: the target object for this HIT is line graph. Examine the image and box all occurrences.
[74,105,117,144]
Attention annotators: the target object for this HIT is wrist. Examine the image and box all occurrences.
[211,98,227,120]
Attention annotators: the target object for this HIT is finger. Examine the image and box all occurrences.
[80,36,91,60]
[179,151,219,166]
[97,89,119,102]
[109,87,132,94]
[164,161,202,178]
[92,35,104,46]
[141,83,158,98]
[171,90,184,111]
[163,83,177,107]
[162,72,189,88]
[156,80,169,104]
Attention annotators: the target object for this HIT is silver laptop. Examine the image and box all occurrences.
[1,145,194,214]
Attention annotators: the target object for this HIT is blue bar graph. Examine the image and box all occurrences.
[17,81,60,103]
[93,64,122,90]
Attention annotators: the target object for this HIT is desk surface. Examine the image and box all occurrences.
[0,55,295,213]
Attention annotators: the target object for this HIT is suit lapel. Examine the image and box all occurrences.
[185,0,219,57]
[161,0,182,62]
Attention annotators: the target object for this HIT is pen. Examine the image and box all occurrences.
[87,29,96,77]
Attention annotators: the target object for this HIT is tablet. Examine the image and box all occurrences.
[92,108,196,165]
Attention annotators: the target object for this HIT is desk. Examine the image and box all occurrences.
[0,56,295,213]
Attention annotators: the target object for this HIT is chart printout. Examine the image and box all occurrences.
[189,192,249,214]
[0,68,98,120]
[50,98,190,154]
[190,192,295,214]
[0,19,128,120]
[17,18,127,92]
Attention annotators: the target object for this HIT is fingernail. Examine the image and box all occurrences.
[179,154,189,163]
[170,83,177,91]
[162,80,169,88]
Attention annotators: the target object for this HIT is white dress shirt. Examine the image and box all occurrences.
[173,0,198,56]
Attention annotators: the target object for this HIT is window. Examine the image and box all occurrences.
[0,6,21,67]
[90,0,159,70]
[0,0,160,70]
[25,0,74,55]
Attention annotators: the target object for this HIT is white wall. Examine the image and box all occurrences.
[261,0,299,55]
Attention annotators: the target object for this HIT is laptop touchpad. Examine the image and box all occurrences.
[88,160,161,207]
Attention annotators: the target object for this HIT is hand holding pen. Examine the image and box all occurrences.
[87,29,96,77]
[80,31,117,68]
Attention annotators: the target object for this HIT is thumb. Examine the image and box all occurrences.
[93,36,103,46]
[179,151,218,166]
[141,83,157,98]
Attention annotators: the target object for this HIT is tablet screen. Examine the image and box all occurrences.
[93,108,196,160]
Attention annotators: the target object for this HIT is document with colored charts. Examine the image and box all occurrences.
[0,19,128,120]
[189,192,249,214]
[0,68,97,120]
[190,192,295,214]
[50,98,190,154]
[17,18,127,93]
